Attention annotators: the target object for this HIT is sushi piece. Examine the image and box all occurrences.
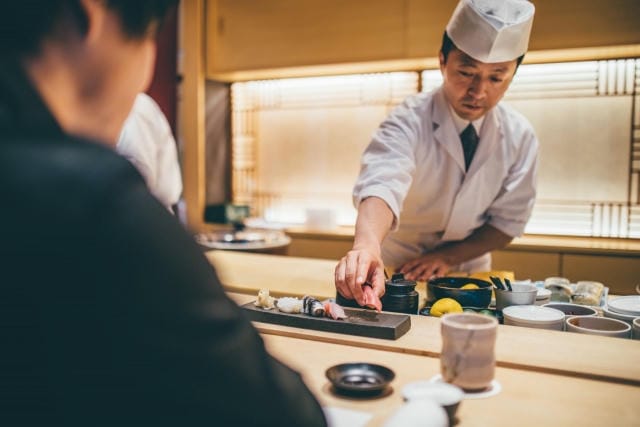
[254,289,276,310]
[362,284,382,312]
[302,296,325,317]
[275,297,304,314]
[323,300,347,320]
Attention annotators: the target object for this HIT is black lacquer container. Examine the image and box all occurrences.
[381,273,419,314]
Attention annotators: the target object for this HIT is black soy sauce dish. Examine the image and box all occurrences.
[325,363,395,397]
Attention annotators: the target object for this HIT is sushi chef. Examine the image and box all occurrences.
[335,0,538,308]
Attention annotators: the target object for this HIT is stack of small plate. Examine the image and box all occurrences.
[603,296,640,324]
[502,305,565,330]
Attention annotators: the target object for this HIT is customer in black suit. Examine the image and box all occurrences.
[0,1,326,426]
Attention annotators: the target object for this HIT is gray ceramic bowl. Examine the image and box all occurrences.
[566,316,631,339]
[633,318,640,340]
[495,284,537,311]
[542,302,598,318]
[427,277,492,308]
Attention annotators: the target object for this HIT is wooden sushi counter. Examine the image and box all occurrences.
[207,250,640,426]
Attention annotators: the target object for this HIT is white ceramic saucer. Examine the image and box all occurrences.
[428,374,501,399]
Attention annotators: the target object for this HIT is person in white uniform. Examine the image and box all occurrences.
[117,93,182,212]
[335,0,538,309]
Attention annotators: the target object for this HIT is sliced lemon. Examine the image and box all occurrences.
[460,283,480,290]
[430,298,463,317]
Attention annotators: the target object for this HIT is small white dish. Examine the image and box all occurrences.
[503,305,565,330]
[602,305,637,324]
[607,296,640,316]
[402,381,463,423]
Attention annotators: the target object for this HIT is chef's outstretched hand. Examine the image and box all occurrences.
[398,254,451,281]
[334,246,385,310]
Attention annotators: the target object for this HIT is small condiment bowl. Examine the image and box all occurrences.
[633,318,640,340]
[542,302,598,318]
[565,316,631,339]
[401,381,463,426]
[495,284,537,311]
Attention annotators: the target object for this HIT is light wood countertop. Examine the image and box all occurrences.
[264,334,640,427]
[208,251,640,386]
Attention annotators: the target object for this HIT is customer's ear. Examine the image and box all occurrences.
[78,0,108,46]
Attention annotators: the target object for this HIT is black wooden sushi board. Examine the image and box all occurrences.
[241,302,411,340]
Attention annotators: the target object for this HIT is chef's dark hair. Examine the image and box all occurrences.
[0,0,177,58]
[440,31,525,67]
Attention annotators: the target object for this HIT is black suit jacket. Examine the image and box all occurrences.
[0,60,326,426]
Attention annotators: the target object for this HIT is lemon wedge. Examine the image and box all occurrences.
[460,283,479,290]
[430,298,463,317]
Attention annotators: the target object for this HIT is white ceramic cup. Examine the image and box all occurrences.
[565,315,631,339]
[440,313,498,391]
[495,284,537,311]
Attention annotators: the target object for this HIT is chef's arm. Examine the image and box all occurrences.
[353,197,395,253]
[435,223,513,266]
[399,223,513,280]
[335,197,394,304]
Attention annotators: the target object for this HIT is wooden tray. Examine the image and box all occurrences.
[241,302,411,340]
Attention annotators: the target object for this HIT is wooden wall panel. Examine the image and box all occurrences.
[207,0,406,73]
[562,254,640,295]
[492,250,560,281]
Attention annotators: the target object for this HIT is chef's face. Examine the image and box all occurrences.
[439,49,517,121]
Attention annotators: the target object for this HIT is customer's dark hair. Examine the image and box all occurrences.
[0,0,178,58]
[440,31,525,67]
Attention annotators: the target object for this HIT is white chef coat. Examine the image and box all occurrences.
[353,86,538,272]
[117,93,182,211]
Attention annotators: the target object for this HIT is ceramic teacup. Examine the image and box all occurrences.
[495,284,537,311]
[566,315,631,339]
[440,313,498,391]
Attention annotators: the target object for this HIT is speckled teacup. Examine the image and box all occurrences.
[440,313,498,391]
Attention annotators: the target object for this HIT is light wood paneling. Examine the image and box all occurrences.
[179,0,207,231]
[205,0,640,78]
[492,250,560,281]
[562,254,640,294]
[206,0,406,73]
[529,0,640,51]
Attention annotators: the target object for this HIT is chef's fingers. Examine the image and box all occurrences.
[370,265,386,298]
[345,251,365,305]
[334,258,354,300]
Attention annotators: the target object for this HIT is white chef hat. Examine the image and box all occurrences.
[446,0,535,63]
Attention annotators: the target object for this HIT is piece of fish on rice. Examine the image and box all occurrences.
[275,297,303,313]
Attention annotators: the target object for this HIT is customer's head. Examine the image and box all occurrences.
[0,0,177,144]
[438,0,534,121]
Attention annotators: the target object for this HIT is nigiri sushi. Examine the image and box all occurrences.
[323,300,347,320]
[254,289,276,310]
[302,296,325,317]
[275,296,304,313]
